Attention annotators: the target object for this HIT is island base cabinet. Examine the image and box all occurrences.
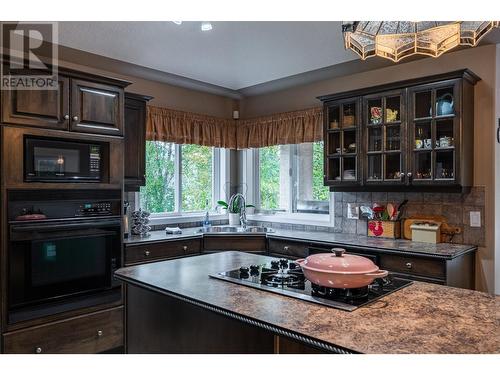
[126,285,275,353]
[2,306,123,354]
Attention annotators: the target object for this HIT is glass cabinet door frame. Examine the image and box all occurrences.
[323,97,362,186]
[407,79,461,186]
[362,89,407,186]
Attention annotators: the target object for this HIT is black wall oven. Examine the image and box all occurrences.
[7,190,122,324]
[24,136,107,182]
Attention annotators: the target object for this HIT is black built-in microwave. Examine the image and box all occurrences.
[24,136,106,182]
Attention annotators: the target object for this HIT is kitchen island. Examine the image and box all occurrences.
[115,251,499,354]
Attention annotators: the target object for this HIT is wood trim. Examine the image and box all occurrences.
[317,69,480,103]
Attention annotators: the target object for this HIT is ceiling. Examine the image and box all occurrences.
[57,21,357,91]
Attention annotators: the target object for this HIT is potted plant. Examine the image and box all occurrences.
[217,197,255,226]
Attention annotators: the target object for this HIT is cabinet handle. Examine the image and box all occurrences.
[400,172,405,183]
[407,173,413,183]
[97,330,103,337]
[182,245,188,252]
[64,114,70,120]
[144,250,150,256]
[283,246,289,252]
[35,347,42,354]
[406,262,413,269]
[72,116,79,122]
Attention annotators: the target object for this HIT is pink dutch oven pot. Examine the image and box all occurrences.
[295,248,388,289]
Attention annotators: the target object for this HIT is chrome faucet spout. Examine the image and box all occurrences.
[228,193,247,229]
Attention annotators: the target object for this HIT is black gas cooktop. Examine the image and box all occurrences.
[209,258,412,311]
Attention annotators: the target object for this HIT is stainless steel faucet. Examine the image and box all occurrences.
[228,193,247,229]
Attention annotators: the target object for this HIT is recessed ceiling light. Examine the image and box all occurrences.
[201,22,213,32]
[172,21,182,25]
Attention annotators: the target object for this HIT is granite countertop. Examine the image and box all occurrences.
[115,251,500,354]
[124,227,477,259]
[124,228,203,245]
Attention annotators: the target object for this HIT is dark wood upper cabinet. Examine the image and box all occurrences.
[324,98,362,186]
[70,79,124,136]
[124,93,153,191]
[1,66,131,136]
[318,70,479,192]
[1,75,70,130]
[363,89,407,187]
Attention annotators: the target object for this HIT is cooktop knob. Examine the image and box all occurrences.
[250,265,259,271]
[270,260,280,269]
[279,258,288,268]
[239,266,249,274]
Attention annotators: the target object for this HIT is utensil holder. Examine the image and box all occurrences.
[367,220,401,239]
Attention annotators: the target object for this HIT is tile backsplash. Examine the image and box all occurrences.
[250,187,485,247]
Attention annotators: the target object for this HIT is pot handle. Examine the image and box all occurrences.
[295,259,305,265]
[365,269,389,278]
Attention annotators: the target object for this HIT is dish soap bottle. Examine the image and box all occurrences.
[203,199,211,230]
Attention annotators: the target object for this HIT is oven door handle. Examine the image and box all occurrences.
[10,218,121,233]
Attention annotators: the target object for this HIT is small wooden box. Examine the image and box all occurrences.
[367,220,401,239]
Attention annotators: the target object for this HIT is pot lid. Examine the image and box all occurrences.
[303,248,379,274]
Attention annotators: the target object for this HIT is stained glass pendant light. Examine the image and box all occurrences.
[342,21,499,62]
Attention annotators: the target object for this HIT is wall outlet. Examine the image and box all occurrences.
[347,203,359,220]
[469,211,481,227]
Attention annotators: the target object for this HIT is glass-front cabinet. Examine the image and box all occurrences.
[408,81,460,186]
[319,70,478,192]
[364,90,406,186]
[324,98,361,185]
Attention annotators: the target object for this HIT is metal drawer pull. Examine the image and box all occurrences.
[182,246,188,252]
[35,347,42,354]
[283,246,289,251]
[97,330,103,337]
[64,114,70,120]
[144,250,150,256]
[72,116,79,122]
[406,262,413,269]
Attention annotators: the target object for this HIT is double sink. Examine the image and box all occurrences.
[197,226,274,234]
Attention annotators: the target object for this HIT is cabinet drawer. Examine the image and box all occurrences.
[379,254,446,280]
[3,306,123,354]
[125,239,201,265]
[203,236,266,252]
[268,239,308,258]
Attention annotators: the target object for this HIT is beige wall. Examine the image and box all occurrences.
[241,45,497,293]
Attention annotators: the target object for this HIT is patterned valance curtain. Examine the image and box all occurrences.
[236,107,323,149]
[146,105,237,149]
[146,105,323,150]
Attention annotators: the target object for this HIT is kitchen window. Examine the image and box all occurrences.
[139,141,227,216]
[244,141,330,217]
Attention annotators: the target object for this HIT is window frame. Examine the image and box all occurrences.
[139,142,228,218]
[245,142,331,217]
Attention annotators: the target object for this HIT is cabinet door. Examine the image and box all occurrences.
[124,97,147,190]
[408,80,460,186]
[70,79,124,136]
[1,75,70,130]
[363,90,406,186]
[324,98,362,186]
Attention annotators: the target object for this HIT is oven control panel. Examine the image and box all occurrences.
[77,202,113,216]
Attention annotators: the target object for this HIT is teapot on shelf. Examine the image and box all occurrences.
[435,93,454,116]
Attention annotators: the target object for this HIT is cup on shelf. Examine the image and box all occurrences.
[424,139,432,149]
[415,139,423,149]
